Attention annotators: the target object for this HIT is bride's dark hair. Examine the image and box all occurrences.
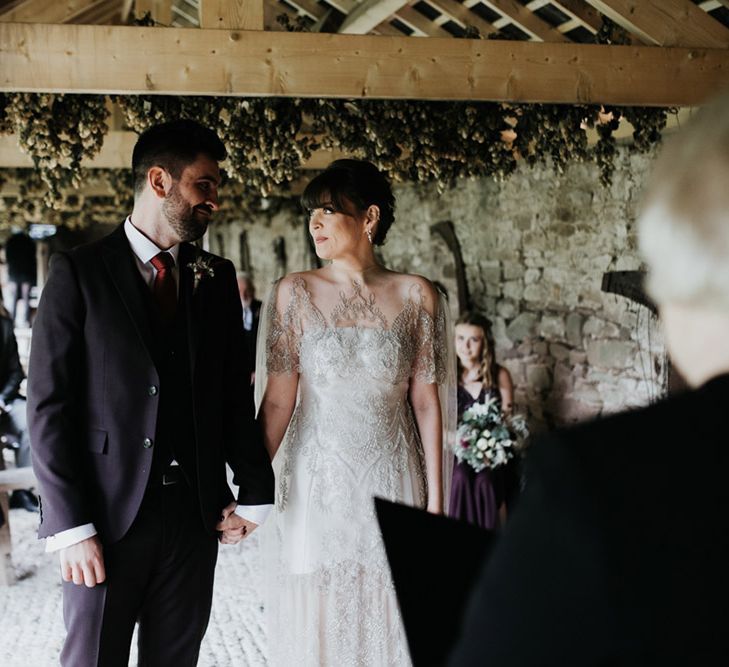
[301,159,396,246]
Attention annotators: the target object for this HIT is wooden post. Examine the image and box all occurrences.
[198,0,263,30]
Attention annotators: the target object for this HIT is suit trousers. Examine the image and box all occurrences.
[60,479,218,667]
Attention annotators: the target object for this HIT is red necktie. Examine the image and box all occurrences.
[150,251,177,322]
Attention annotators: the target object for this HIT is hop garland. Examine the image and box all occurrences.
[2,93,109,208]
[0,90,669,223]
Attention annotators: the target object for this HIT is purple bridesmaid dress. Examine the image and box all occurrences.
[448,385,513,530]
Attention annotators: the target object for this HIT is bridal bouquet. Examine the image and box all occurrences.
[454,395,529,472]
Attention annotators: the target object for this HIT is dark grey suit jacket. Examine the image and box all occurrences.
[449,373,729,666]
[28,224,274,544]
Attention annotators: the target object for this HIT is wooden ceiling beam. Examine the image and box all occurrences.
[480,0,569,41]
[339,0,408,34]
[583,0,729,48]
[198,0,263,30]
[1,21,727,106]
[0,0,102,23]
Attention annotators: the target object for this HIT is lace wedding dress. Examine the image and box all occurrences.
[256,274,454,667]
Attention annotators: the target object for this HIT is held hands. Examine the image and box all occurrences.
[60,535,106,587]
[216,501,259,545]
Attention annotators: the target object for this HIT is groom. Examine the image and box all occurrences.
[28,120,274,666]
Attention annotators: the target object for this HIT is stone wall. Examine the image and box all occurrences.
[213,147,667,433]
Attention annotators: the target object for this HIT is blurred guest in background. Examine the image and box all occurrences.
[5,230,37,328]
[0,298,36,511]
[449,92,729,666]
[237,271,261,381]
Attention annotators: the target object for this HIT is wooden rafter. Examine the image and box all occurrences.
[264,0,296,28]
[395,4,452,38]
[282,0,326,22]
[373,21,404,36]
[429,0,498,37]
[551,0,602,33]
[121,0,134,22]
[583,0,729,48]
[135,0,172,24]
[480,0,569,41]
[1,22,728,105]
[0,0,103,23]
[339,0,408,34]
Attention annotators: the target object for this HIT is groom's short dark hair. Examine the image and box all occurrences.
[132,119,226,196]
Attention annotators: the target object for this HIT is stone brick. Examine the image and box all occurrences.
[569,350,588,365]
[586,340,637,369]
[550,343,570,361]
[496,300,518,319]
[526,364,552,392]
[502,280,523,300]
[566,312,584,347]
[502,261,522,280]
[524,268,541,285]
[523,282,548,303]
[583,316,621,339]
[506,313,538,343]
[539,314,566,339]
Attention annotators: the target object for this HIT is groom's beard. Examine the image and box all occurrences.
[163,184,211,243]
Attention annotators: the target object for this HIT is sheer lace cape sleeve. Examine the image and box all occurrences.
[408,283,458,512]
[254,276,306,413]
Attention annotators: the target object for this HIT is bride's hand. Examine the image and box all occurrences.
[426,502,443,515]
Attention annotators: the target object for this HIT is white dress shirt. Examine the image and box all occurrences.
[45,219,270,552]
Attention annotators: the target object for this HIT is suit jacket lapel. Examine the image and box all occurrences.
[102,224,156,363]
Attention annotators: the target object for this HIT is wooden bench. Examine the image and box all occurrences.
[0,464,38,585]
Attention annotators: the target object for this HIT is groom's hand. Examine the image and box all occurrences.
[60,536,106,587]
[216,501,258,545]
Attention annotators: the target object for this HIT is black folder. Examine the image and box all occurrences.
[375,497,494,666]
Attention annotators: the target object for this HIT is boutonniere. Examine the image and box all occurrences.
[187,254,216,293]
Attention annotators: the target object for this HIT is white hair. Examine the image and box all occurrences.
[638,91,729,312]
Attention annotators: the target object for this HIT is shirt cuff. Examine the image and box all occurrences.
[45,523,97,553]
[234,504,272,526]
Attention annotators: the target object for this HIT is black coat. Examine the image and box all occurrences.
[0,315,23,403]
[28,224,274,543]
[450,373,729,666]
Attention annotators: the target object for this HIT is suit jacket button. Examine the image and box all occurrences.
[148,385,158,396]
[143,438,153,449]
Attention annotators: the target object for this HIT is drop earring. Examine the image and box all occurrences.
[366,228,373,244]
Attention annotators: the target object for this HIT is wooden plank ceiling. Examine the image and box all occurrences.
[1,0,728,47]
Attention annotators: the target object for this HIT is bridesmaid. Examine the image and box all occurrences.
[448,311,518,530]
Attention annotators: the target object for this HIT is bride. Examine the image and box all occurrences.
[256,159,454,666]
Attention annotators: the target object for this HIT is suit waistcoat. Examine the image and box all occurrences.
[142,283,196,484]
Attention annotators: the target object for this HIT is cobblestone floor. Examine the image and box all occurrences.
[0,508,268,666]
